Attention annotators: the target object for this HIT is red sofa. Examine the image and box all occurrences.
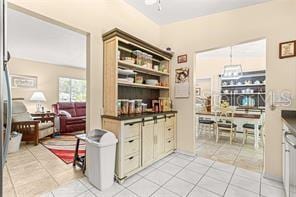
[52,102,86,133]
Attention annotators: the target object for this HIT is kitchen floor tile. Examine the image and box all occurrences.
[151,188,180,197]
[121,174,143,187]
[234,167,261,182]
[52,180,87,197]
[176,153,196,161]
[114,189,138,197]
[230,175,260,194]
[90,182,124,197]
[158,162,183,176]
[145,169,173,185]
[261,183,286,197]
[193,157,215,166]
[225,185,259,197]
[188,186,221,197]
[261,177,284,189]
[137,166,156,176]
[163,177,194,196]
[79,177,93,189]
[168,157,191,167]
[185,162,209,174]
[198,176,228,196]
[206,167,233,183]
[151,159,167,168]
[212,161,236,173]
[176,168,204,184]
[128,178,159,197]
[77,190,96,197]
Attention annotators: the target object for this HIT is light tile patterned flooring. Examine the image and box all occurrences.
[42,152,285,197]
[4,143,84,197]
[196,132,264,172]
[3,135,270,197]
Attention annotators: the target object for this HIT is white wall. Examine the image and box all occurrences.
[160,0,296,179]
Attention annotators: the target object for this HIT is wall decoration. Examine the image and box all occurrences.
[11,75,37,89]
[196,88,201,96]
[175,67,190,98]
[177,54,187,63]
[279,40,296,59]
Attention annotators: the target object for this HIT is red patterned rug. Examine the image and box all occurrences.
[41,134,86,164]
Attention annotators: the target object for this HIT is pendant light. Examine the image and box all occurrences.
[145,0,162,11]
[221,46,242,80]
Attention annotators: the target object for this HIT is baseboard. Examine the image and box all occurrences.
[263,172,283,182]
[175,149,197,157]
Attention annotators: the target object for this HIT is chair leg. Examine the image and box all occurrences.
[243,129,246,144]
[216,127,219,143]
[230,129,233,144]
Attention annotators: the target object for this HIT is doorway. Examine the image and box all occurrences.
[195,39,266,173]
[4,5,90,196]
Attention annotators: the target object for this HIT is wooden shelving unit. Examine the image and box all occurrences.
[118,60,169,76]
[103,28,173,116]
[220,70,266,107]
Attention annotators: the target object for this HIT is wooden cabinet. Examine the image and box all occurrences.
[142,118,155,166]
[103,113,176,183]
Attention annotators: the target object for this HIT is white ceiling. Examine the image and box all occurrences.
[124,0,271,25]
[8,8,86,68]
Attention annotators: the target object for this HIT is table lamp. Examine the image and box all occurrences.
[30,91,46,113]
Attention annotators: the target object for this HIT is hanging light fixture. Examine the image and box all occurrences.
[221,46,243,80]
[145,0,162,11]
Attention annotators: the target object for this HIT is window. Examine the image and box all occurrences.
[59,77,86,102]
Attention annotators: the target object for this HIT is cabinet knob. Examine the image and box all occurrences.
[128,140,134,143]
[128,156,134,160]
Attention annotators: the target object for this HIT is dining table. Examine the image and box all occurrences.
[196,111,262,149]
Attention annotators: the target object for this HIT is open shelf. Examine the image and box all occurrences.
[118,60,169,77]
[118,81,169,90]
[221,83,265,88]
[221,92,265,95]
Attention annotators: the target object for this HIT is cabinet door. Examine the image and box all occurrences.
[142,120,155,166]
[154,119,165,159]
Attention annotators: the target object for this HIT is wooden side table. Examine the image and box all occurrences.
[31,112,55,123]
[73,134,87,173]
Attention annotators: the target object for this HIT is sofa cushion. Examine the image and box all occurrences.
[59,110,72,118]
[75,102,86,117]
[39,122,54,130]
[12,112,33,122]
[57,102,76,117]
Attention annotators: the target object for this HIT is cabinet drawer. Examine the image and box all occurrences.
[165,126,174,139]
[165,138,175,152]
[123,154,140,175]
[123,123,140,139]
[124,138,140,157]
[165,116,175,127]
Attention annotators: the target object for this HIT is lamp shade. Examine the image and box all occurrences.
[30,91,46,102]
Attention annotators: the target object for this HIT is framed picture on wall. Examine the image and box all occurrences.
[177,54,187,63]
[279,40,296,59]
[11,74,38,89]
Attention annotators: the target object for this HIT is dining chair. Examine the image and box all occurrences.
[198,118,216,138]
[215,107,237,144]
[242,112,265,145]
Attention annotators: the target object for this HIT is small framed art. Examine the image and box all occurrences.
[177,54,187,63]
[279,40,296,59]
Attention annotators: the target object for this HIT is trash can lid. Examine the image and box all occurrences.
[86,129,118,147]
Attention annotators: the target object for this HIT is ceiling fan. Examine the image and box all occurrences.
[145,0,162,11]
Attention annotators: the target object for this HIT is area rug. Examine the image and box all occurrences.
[42,134,86,164]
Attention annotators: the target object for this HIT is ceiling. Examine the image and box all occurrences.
[124,0,271,25]
[8,8,87,68]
